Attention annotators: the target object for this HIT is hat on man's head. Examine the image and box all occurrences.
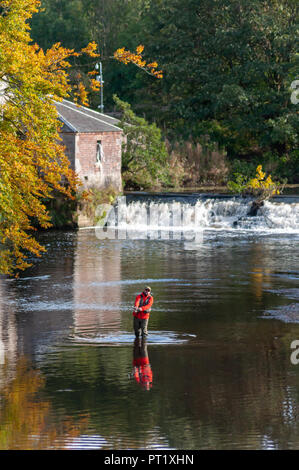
[144,286,151,292]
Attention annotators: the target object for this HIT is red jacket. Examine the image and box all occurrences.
[133,293,154,320]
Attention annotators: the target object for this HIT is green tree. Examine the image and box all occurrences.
[139,0,299,163]
[30,0,92,50]
[114,95,170,189]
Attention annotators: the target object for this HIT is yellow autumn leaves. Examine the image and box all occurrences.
[73,42,163,106]
[114,45,163,79]
[247,165,280,195]
[80,41,100,58]
[73,43,163,105]
[227,164,282,199]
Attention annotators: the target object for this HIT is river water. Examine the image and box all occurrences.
[0,194,299,450]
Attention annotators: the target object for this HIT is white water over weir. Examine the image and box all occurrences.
[99,194,299,239]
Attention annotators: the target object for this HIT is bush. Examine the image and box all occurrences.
[113,95,173,190]
[227,165,284,202]
[263,150,299,184]
[166,138,229,187]
[228,159,258,182]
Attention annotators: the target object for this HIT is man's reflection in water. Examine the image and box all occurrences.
[132,338,153,391]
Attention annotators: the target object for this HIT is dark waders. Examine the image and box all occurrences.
[134,317,149,338]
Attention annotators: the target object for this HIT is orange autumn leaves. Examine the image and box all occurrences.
[0,357,89,449]
[114,45,163,79]
[0,0,162,275]
[75,43,163,105]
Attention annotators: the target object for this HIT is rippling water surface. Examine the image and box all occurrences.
[0,222,299,449]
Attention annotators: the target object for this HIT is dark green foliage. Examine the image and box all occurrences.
[30,0,92,50]
[114,95,171,189]
[34,193,78,229]
[140,0,298,159]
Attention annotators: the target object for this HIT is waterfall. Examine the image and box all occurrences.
[101,194,299,239]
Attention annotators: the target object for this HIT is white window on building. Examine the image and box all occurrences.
[96,140,103,163]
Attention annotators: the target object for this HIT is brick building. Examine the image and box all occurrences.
[55,99,122,191]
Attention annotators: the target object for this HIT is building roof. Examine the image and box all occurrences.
[55,99,122,133]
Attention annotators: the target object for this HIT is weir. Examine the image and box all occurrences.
[107,193,299,235]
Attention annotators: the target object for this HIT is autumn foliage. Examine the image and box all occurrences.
[0,0,161,275]
[114,45,163,79]
[228,165,283,202]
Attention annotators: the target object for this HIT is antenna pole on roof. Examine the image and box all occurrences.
[95,62,104,113]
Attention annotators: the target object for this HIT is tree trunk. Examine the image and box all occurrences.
[247,199,264,217]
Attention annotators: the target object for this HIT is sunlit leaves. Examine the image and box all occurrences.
[80,41,100,58]
[114,95,170,190]
[114,45,163,79]
[228,165,283,199]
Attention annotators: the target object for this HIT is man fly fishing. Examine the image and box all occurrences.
[133,286,154,338]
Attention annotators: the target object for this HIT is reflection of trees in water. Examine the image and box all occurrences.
[0,357,88,450]
[37,342,167,449]
[2,336,297,450]
[34,331,299,449]
[153,332,299,449]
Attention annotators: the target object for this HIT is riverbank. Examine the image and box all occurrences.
[124,184,299,196]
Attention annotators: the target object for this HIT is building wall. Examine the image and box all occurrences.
[60,131,122,191]
[76,132,122,190]
[60,132,76,170]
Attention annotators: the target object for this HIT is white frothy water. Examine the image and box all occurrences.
[114,197,299,235]
[259,200,299,231]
